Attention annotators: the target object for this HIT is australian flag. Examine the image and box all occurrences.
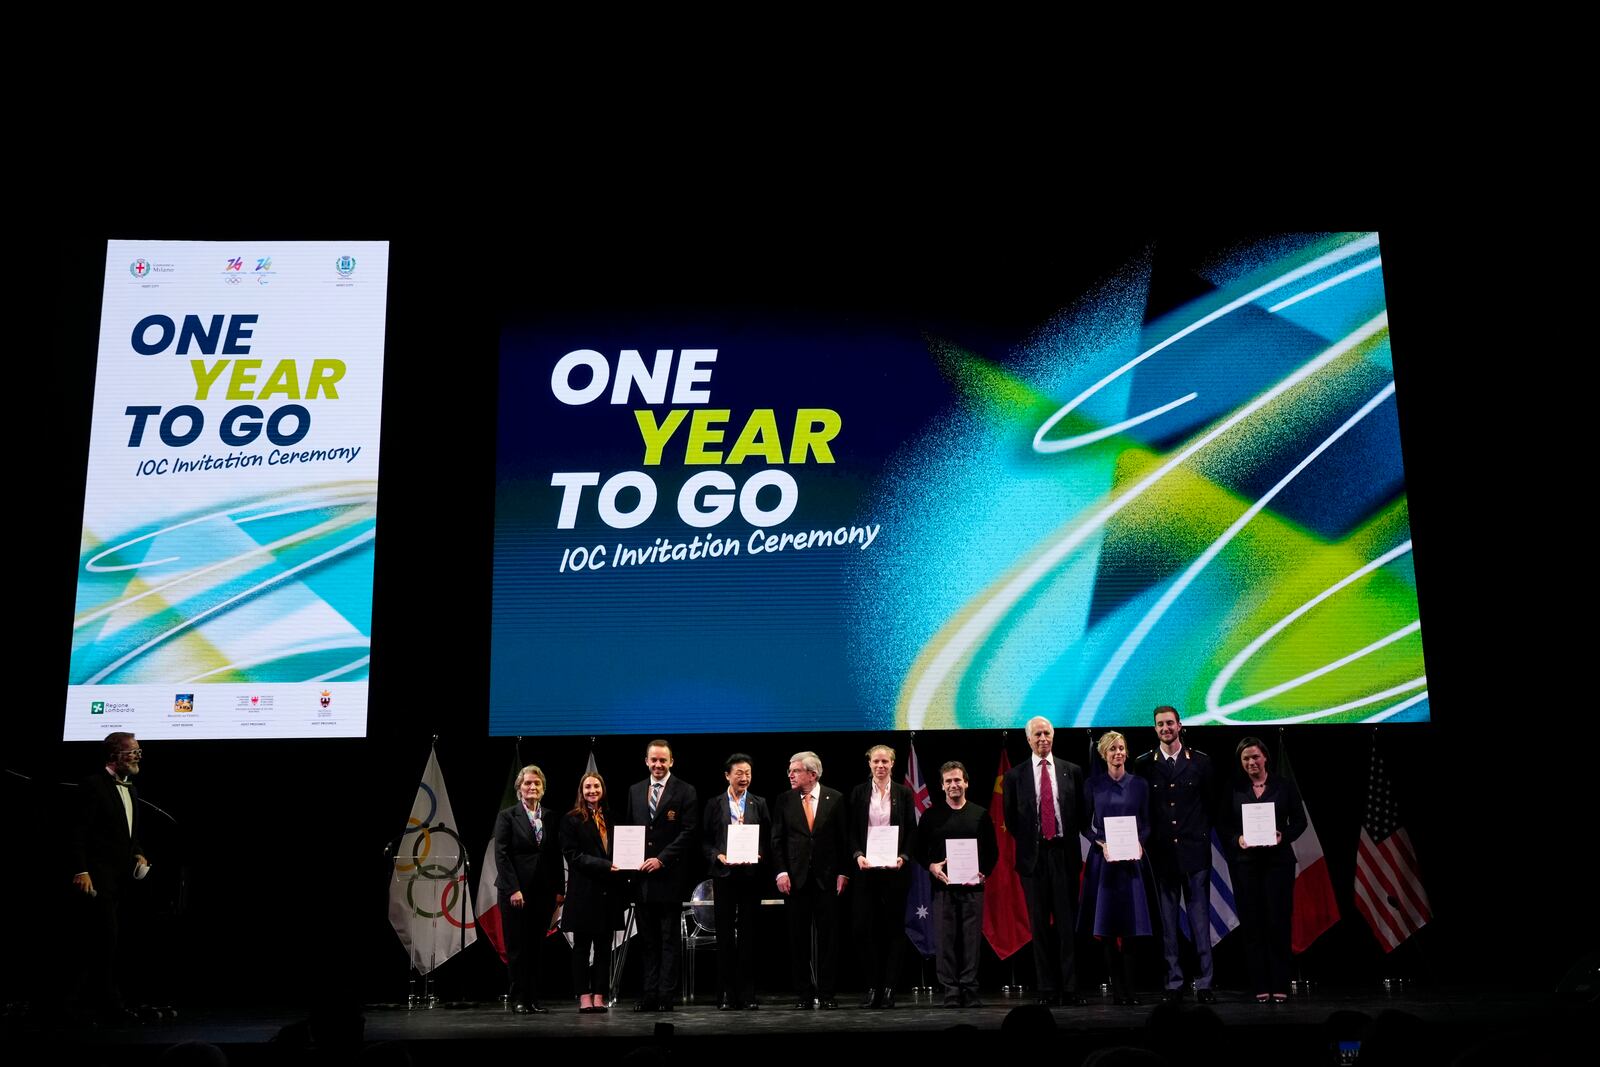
[903,738,936,956]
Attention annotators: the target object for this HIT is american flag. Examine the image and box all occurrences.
[1353,732,1431,952]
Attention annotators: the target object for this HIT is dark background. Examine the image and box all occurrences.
[14,217,1571,1010]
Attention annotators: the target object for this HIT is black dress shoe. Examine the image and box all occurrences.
[1196,989,1216,1004]
[528,1002,548,1014]
[963,993,985,1008]
[860,988,879,1009]
[657,1002,674,1012]
[634,999,657,1012]
[943,998,961,1008]
[879,989,895,1009]
[1034,993,1059,1006]
[794,999,815,1010]
[1162,989,1183,1004]
[1060,993,1087,1007]
[744,998,761,1010]
[1114,995,1141,1006]
[513,1003,533,1014]
[718,994,737,1011]
[818,999,839,1009]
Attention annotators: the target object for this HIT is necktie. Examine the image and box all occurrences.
[803,791,815,831]
[1039,759,1057,840]
[650,781,662,818]
[532,805,543,845]
[595,809,608,851]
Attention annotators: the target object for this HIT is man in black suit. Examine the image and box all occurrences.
[67,732,149,1021]
[847,744,915,1008]
[1001,715,1086,1005]
[702,752,770,1010]
[493,763,563,1013]
[771,750,849,1008]
[623,739,699,1011]
[1131,705,1218,1004]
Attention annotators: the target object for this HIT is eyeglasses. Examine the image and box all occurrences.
[121,749,144,757]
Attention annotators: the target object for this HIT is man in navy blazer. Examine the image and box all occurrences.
[771,750,849,1008]
[67,732,149,1021]
[623,739,699,1011]
[1001,716,1086,1005]
[702,752,770,1009]
[1131,705,1219,1003]
[847,744,916,1008]
[493,763,564,1013]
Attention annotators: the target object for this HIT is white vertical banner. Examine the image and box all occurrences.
[64,240,389,740]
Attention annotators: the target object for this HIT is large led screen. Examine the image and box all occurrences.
[64,241,389,740]
[491,232,1425,734]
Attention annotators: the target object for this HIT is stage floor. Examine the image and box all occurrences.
[13,987,1584,1051]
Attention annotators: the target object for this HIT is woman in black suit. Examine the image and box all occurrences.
[493,763,563,1013]
[1226,737,1308,1004]
[701,753,771,1010]
[561,772,620,1013]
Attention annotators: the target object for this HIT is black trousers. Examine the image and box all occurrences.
[935,888,983,1001]
[1233,861,1294,995]
[784,878,839,999]
[851,869,909,990]
[1020,839,1080,994]
[635,901,681,1004]
[712,875,761,1001]
[569,931,613,998]
[504,892,556,1007]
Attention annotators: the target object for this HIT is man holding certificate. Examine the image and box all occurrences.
[1226,736,1306,1004]
[1078,731,1154,1005]
[702,753,770,1010]
[847,745,916,1008]
[622,740,699,1011]
[918,761,998,1008]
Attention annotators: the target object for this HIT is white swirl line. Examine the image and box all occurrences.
[1203,623,1419,719]
[1208,681,1428,726]
[85,489,374,573]
[1202,540,1415,719]
[180,642,371,683]
[904,310,1388,730]
[1073,380,1398,727]
[76,498,376,628]
[1267,257,1383,314]
[1032,233,1380,454]
[83,528,376,685]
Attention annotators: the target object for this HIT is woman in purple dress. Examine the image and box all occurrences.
[1078,730,1154,1005]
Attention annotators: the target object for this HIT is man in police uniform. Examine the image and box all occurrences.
[1132,706,1218,1003]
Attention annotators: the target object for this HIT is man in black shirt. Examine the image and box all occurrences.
[918,761,998,1008]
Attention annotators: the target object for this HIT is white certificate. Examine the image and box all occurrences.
[726,823,761,865]
[1104,816,1140,861]
[945,838,980,885]
[1242,802,1278,848]
[866,825,900,868]
[615,825,647,870]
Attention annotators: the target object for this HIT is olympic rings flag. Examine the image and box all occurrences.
[389,746,477,974]
[65,240,389,740]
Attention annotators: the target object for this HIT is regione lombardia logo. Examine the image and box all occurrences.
[335,255,356,277]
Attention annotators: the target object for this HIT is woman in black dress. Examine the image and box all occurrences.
[561,772,621,1013]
